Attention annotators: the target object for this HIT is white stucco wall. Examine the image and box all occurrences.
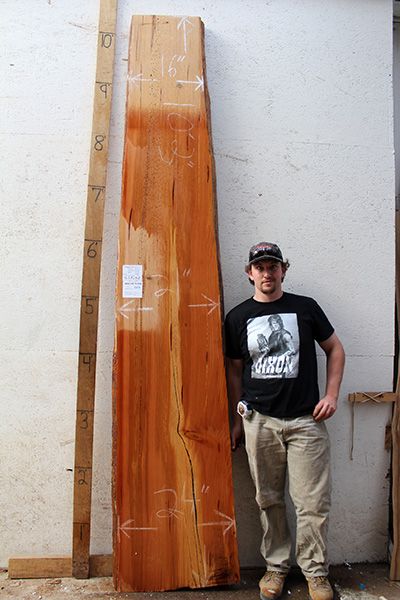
[0,0,395,568]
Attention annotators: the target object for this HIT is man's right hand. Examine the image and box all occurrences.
[231,420,244,450]
[226,357,245,450]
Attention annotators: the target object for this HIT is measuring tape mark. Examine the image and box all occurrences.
[96,81,112,98]
[76,466,92,486]
[81,295,99,315]
[77,409,94,430]
[88,185,105,202]
[93,134,107,152]
[84,239,102,259]
[79,352,96,372]
[99,31,115,48]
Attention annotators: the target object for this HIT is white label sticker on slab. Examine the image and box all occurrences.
[123,264,143,298]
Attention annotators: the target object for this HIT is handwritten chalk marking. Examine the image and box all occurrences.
[176,75,204,91]
[154,488,184,519]
[163,102,195,107]
[154,488,176,496]
[128,73,158,85]
[181,481,200,514]
[189,294,219,315]
[118,301,153,319]
[168,54,186,78]
[158,144,195,167]
[167,113,194,132]
[171,139,194,159]
[157,146,173,165]
[192,545,212,585]
[177,17,193,53]
[156,507,184,520]
[199,510,235,536]
[154,288,173,297]
[119,518,158,538]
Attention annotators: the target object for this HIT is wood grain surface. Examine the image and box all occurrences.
[112,15,240,592]
[72,0,117,579]
[390,209,400,580]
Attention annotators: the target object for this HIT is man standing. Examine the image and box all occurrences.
[224,242,345,600]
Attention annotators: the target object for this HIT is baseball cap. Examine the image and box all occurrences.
[247,242,284,266]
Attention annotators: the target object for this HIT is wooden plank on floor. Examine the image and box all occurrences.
[8,557,72,579]
[112,14,240,593]
[8,555,112,579]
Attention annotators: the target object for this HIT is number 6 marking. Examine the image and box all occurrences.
[87,242,98,258]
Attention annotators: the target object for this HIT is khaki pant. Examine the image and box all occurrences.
[243,411,331,577]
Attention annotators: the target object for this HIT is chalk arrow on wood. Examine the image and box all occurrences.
[199,511,235,536]
[188,294,219,315]
[176,75,204,91]
[118,301,153,319]
[177,17,193,53]
[192,545,213,586]
[128,73,158,85]
[119,518,158,538]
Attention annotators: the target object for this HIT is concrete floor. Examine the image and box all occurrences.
[1,564,400,600]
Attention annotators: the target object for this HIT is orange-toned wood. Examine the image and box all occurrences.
[112,15,240,592]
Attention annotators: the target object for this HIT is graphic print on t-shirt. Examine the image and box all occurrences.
[247,314,299,379]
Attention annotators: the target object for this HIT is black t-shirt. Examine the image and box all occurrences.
[224,292,334,418]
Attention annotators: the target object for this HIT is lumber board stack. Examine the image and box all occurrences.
[112,15,240,592]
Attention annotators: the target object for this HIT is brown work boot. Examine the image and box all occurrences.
[306,576,333,600]
[259,571,287,600]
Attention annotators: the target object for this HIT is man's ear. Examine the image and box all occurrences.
[245,267,254,282]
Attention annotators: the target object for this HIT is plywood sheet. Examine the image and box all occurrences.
[112,15,240,592]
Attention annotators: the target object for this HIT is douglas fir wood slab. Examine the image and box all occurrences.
[112,15,240,592]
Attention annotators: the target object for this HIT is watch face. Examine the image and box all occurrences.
[238,403,245,415]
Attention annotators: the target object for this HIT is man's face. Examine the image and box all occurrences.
[270,318,281,331]
[248,259,284,297]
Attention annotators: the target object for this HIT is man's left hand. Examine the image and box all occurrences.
[313,395,337,422]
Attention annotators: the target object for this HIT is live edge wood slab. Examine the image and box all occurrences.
[112,15,240,592]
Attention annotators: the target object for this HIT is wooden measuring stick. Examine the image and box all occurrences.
[390,200,400,580]
[72,0,117,579]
